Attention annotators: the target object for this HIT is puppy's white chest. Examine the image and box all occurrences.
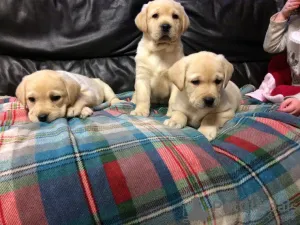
[148,54,175,103]
[188,113,205,128]
[173,93,211,128]
[148,54,171,77]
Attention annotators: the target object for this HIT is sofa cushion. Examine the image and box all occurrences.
[0,88,299,224]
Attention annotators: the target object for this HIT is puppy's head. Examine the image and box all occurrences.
[135,0,189,44]
[16,70,80,123]
[168,51,234,109]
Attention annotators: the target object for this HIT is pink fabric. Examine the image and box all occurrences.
[246,53,300,103]
[246,73,284,103]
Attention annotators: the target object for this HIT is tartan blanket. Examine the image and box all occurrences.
[0,85,299,225]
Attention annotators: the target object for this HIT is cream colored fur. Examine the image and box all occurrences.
[16,70,122,122]
[130,0,190,117]
[164,51,242,141]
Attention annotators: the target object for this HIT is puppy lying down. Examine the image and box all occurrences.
[164,51,242,141]
[16,70,122,123]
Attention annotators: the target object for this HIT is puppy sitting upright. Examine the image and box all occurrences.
[130,0,189,117]
[164,51,242,141]
[16,70,122,123]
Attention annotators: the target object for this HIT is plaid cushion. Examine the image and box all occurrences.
[0,85,299,225]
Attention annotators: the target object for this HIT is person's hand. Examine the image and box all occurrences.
[278,98,300,116]
[276,0,300,21]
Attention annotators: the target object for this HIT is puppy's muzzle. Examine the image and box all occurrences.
[38,114,49,122]
[203,97,215,107]
[161,23,171,33]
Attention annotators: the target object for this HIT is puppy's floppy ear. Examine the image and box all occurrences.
[217,54,234,88]
[167,58,187,91]
[135,4,148,33]
[59,75,81,106]
[16,77,27,107]
[179,4,190,33]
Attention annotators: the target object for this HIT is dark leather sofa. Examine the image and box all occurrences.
[0,0,283,96]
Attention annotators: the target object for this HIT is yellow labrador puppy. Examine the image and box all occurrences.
[164,51,242,141]
[16,70,122,122]
[130,0,190,117]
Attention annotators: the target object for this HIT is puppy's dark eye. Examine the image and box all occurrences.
[152,13,159,18]
[191,80,200,85]
[215,79,222,85]
[50,95,61,101]
[28,97,35,103]
[172,14,179,19]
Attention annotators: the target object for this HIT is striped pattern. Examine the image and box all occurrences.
[0,85,299,225]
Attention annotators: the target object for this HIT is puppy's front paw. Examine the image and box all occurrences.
[67,106,82,118]
[130,107,150,117]
[111,98,126,105]
[198,126,218,141]
[80,107,93,119]
[164,119,185,129]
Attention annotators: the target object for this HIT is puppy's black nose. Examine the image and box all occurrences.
[38,114,48,122]
[203,97,215,107]
[161,23,171,32]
